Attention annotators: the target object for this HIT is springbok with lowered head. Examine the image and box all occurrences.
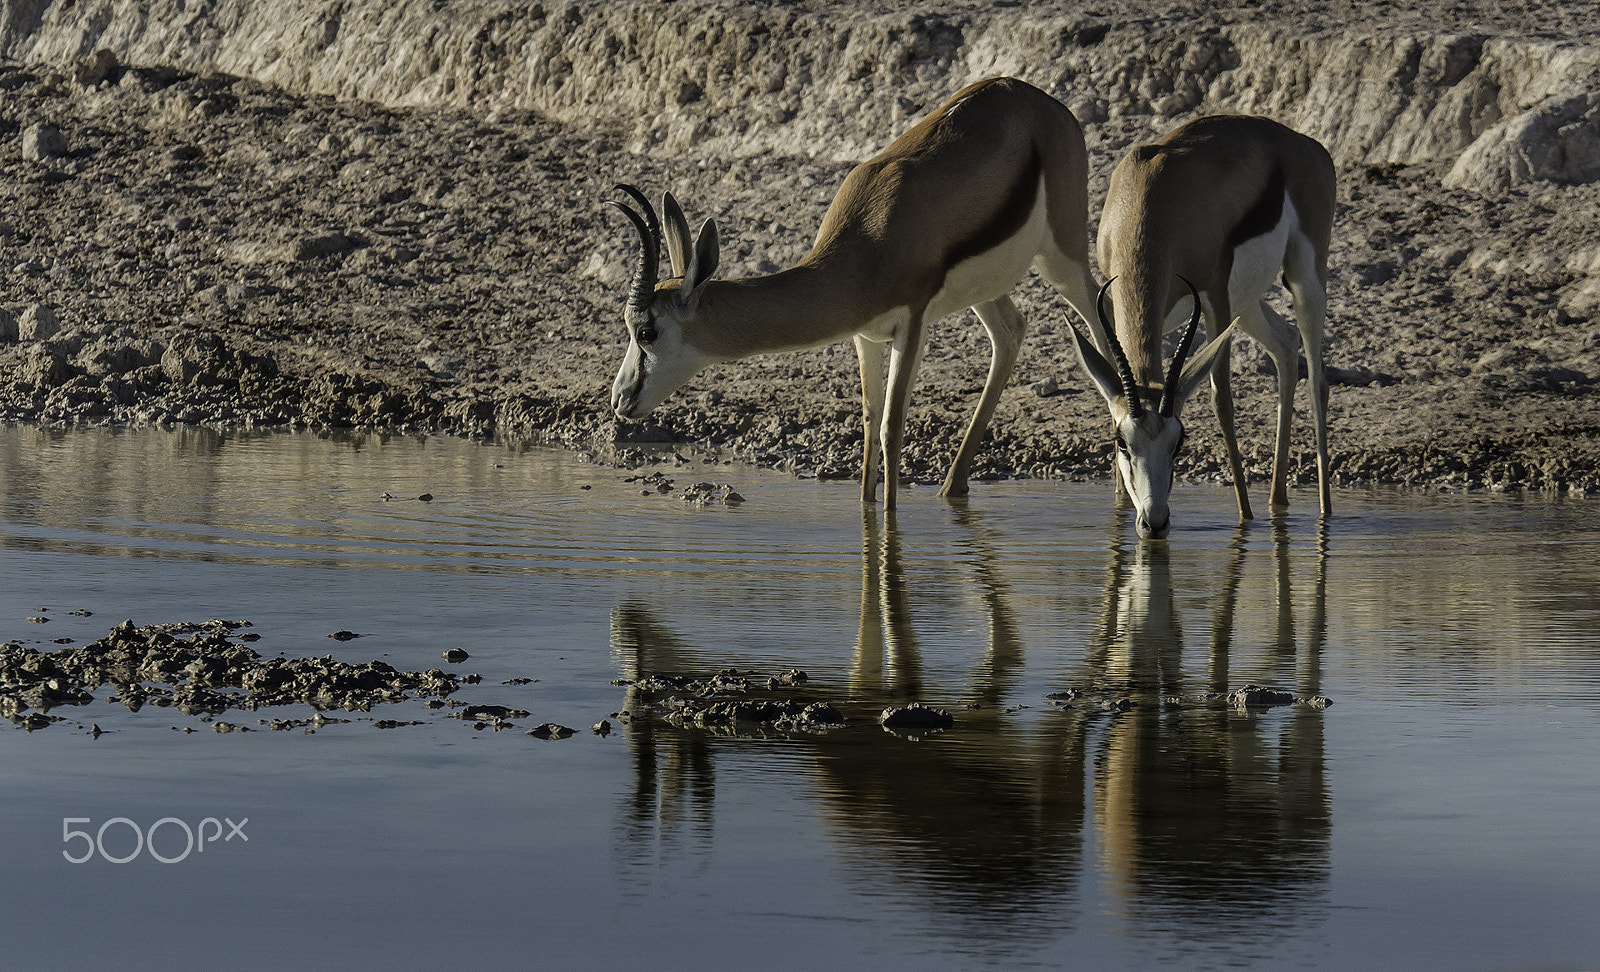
[607,77,1100,509]
[1068,115,1336,539]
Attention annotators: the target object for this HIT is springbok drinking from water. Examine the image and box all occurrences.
[607,77,1100,510]
[1067,115,1336,539]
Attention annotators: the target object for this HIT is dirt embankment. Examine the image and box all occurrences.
[3,1,1600,494]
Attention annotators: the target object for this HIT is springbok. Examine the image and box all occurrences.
[607,76,1100,509]
[1067,115,1336,539]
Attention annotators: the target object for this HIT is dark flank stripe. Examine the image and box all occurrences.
[945,146,1043,268]
[1225,162,1286,250]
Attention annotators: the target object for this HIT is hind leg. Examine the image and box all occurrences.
[855,334,887,504]
[1233,298,1302,511]
[880,317,928,511]
[1035,248,1103,354]
[1284,244,1332,517]
[941,297,1026,498]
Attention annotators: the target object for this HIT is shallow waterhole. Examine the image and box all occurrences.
[2,425,1598,970]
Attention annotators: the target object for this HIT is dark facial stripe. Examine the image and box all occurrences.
[945,145,1043,268]
[1225,162,1286,251]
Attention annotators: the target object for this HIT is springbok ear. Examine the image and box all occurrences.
[662,192,691,278]
[680,217,719,304]
[1172,324,1237,412]
[1067,322,1128,409]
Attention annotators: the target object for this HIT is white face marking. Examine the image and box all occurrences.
[611,310,713,419]
[1115,411,1185,540]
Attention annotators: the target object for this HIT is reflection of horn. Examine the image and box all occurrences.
[608,601,717,859]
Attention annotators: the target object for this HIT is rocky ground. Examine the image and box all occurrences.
[3,1,1600,499]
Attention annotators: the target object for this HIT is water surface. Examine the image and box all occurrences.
[2,427,1598,970]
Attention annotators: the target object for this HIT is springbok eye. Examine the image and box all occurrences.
[636,324,658,345]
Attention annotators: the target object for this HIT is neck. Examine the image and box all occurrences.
[688,260,882,360]
[1111,270,1170,385]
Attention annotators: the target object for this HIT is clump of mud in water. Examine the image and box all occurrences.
[615,668,844,734]
[0,618,463,731]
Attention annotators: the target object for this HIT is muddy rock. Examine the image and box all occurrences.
[16,304,59,341]
[773,701,846,731]
[1227,685,1299,708]
[450,703,530,720]
[621,668,845,732]
[74,48,119,88]
[20,123,65,161]
[527,723,576,739]
[0,619,464,729]
[880,703,955,729]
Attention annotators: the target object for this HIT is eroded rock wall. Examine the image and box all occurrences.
[3,1,1598,190]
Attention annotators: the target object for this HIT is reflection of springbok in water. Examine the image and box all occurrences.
[608,511,1331,950]
[1088,518,1331,928]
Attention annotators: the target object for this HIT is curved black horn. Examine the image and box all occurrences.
[614,184,663,246]
[608,189,659,315]
[1096,277,1145,419]
[1158,276,1204,417]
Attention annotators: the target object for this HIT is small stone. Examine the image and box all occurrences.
[18,305,60,341]
[880,702,954,729]
[21,124,66,161]
[1031,375,1060,398]
[328,630,360,641]
[451,704,529,720]
[1227,684,1297,708]
[74,49,118,87]
[527,723,576,739]
[442,648,469,663]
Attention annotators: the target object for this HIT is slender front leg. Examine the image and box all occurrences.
[881,315,929,511]
[941,297,1027,498]
[855,334,887,504]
